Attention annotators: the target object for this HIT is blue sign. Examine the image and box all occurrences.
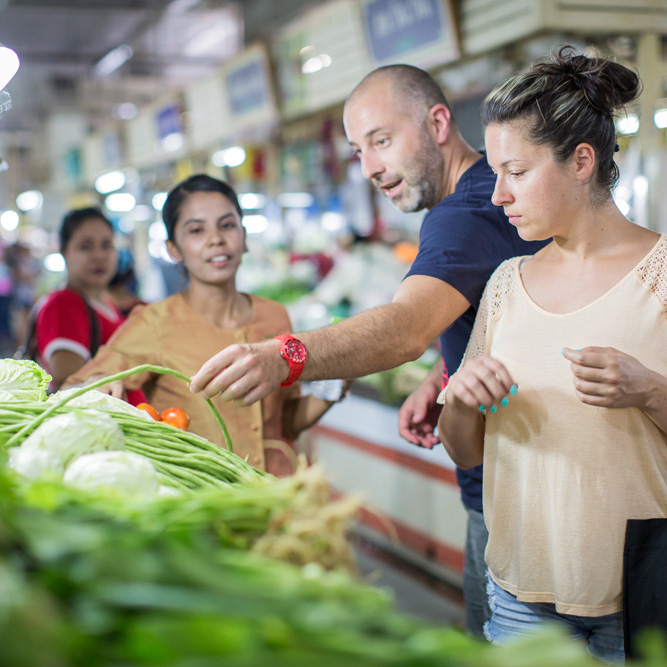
[155,105,182,140]
[363,0,447,62]
[227,60,268,115]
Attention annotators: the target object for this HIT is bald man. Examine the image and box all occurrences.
[191,65,547,637]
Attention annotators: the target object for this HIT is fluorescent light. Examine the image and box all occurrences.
[166,0,201,15]
[0,47,19,90]
[118,217,135,234]
[617,113,639,135]
[239,193,266,209]
[321,211,345,231]
[105,193,136,212]
[15,190,43,212]
[112,102,138,120]
[95,170,126,194]
[277,193,314,208]
[243,215,269,234]
[615,198,630,216]
[152,192,168,211]
[633,175,648,198]
[161,132,184,152]
[130,205,153,222]
[212,146,246,168]
[149,221,168,241]
[95,45,133,78]
[184,19,237,57]
[43,253,66,273]
[0,210,19,231]
[654,108,667,129]
[302,53,332,74]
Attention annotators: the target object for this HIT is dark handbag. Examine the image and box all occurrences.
[623,518,667,659]
[14,292,100,361]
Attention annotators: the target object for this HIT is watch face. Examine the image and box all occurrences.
[284,338,307,363]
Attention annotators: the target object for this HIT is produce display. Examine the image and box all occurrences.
[0,358,663,665]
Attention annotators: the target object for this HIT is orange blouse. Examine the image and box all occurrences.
[66,292,299,473]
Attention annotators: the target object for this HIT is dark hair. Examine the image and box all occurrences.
[162,174,243,242]
[350,64,453,121]
[481,46,641,202]
[59,207,113,253]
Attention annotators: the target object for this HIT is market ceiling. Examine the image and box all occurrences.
[0,0,315,140]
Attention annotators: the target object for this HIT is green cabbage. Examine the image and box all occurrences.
[63,451,160,498]
[48,388,153,420]
[9,410,125,480]
[0,359,52,401]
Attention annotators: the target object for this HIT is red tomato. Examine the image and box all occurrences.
[137,403,161,421]
[161,407,190,430]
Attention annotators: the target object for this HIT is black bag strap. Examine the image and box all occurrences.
[15,290,100,361]
[81,293,100,358]
[13,302,40,360]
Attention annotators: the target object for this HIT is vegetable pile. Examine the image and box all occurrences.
[0,359,261,494]
[0,359,664,665]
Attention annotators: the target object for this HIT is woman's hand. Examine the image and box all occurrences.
[562,346,659,410]
[86,374,126,399]
[447,355,517,413]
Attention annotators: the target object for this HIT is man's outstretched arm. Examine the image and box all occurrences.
[190,274,470,404]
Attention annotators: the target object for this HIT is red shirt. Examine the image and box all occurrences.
[36,288,123,367]
[35,288,146,405]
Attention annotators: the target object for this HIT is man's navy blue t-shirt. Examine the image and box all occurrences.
[405,153,547,511]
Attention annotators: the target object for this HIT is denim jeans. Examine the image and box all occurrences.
[484,576,624,665]
[463,507,491,639]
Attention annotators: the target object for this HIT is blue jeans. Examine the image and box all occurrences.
[484,577,624,665]
[463,507,491,639]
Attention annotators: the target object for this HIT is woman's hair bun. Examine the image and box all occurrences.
[537,46,641,114]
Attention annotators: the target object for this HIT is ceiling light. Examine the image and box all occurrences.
[212,146,246,168]
[654,108,667,129]
[166,0,201,15]
[0,210,19,231]
[617,113,639,135]
[105,193,136,212]
[161,133,184,152]
[239,193,266,209]
[0,46,19,90]
[95,170,126,194]
[152,192,168,211]
[184,19,238,57]
[149,221,168,241]
[15,190,43,212]
[302,54,332,74]
[243,215,269,234]
[95,45,133,78]
[277,193,314,208]
[43,253,66,273]
[112,102,138,120]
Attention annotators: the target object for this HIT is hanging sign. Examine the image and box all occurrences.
[362,0,458,64]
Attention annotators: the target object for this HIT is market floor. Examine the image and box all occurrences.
[354,540,465,629]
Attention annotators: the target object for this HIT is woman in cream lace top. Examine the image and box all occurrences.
[437,47,667,663]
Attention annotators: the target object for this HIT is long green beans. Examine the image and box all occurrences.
[1,364,270,491]
[5,364,232,452]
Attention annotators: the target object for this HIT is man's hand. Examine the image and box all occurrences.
[190,340,289,404]
[398,363,443,449]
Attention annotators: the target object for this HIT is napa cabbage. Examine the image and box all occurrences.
[48,388,153,420]
[9,410,125,480]
[63,451,160,498]
[0,359,52,401]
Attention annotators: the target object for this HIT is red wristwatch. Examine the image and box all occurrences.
[274,334,308,387]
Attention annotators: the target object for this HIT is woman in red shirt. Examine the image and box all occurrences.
[36,207,124,391]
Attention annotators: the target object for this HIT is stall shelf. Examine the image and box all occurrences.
[305,392,466,588]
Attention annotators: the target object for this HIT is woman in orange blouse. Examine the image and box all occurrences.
[67,175,343,475]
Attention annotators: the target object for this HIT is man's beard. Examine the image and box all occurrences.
[387,137,443,213]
